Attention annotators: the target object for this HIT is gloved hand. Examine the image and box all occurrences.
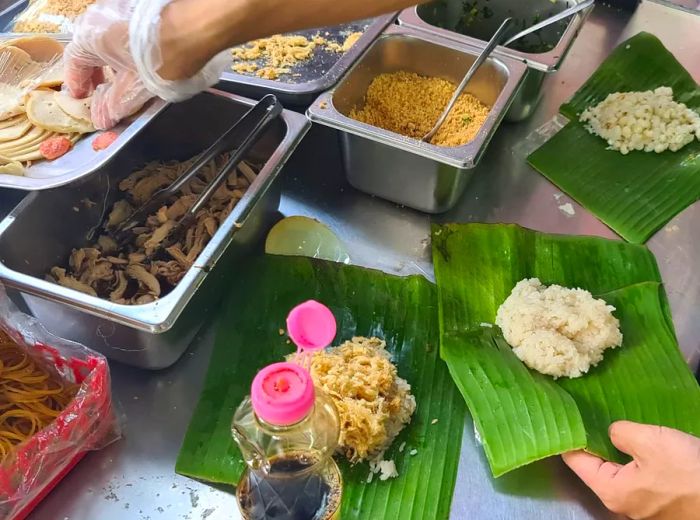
[64,0,228,130]
[563,421,700,520]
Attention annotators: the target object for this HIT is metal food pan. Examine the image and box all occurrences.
[399,0,592,72]
[217,14,396,107]
[0,0,78,33]
[0,0,33,32]
[307,25,527,214]
[0,89,310,369]
[0,33,168,190]
[398,0,593,121]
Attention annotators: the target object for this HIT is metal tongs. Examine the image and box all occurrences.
[111,94,283,249]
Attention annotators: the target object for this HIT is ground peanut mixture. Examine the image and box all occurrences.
[349,71,490,147]
[231,32,363,80]
[13,0,94,32]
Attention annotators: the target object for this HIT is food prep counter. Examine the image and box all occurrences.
[0,1,697,519]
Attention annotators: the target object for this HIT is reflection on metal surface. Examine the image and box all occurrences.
[15,3,700,520]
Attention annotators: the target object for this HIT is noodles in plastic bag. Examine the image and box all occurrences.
[0,284,120,520]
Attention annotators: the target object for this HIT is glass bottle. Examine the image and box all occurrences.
[232,301,342,520]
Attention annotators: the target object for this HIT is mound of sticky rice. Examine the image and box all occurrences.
[308,337,415,464]
[495,278,623,379]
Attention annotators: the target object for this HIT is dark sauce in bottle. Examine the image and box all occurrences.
[237,453,341,520]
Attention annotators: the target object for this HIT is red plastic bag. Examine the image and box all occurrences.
[0,285,120,520]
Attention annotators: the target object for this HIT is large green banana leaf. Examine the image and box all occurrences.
[176,255,465,520]
[527,32,700,244]
[433,223,700,477]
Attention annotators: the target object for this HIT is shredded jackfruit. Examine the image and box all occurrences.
[308,337,416,464]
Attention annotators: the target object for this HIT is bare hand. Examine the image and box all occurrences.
[563,421,700,519]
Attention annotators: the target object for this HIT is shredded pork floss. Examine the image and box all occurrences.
[48,154,258,304]
[308,337,416,463]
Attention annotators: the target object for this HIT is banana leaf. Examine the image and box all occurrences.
[433,223,700,477]
[176,255,465,520]
[527,32,700,244]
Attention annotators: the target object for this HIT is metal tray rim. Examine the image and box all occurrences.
[0,31,72,38]
[397,0,594,72]
[0,99,169,191]
[218,13,397,97]
[307,25,528,170]
[0,89,311,333]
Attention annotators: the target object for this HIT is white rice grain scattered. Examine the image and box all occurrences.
[580,86,700,154]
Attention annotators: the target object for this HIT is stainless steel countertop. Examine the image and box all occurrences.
[5,2,697,519]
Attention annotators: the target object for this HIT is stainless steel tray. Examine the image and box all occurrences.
[307,25,527,213]
[398,0,593,121]
[0,33,168,190]
[0,89,310,369]
[0,0,33,32]
[217,14,397,106]
[398,0,593,72]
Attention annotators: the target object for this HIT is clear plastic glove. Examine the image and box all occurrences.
[64,0,228,130]
[563,421,700,520]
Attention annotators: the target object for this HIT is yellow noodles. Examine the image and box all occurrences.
[0,329,78,461]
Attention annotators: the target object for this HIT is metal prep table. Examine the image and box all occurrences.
[0,2,696,519]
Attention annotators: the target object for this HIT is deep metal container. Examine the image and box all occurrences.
[0,90,309,369]
[398,0,593,121]
[307,25,527,214]
[218,14,397,107]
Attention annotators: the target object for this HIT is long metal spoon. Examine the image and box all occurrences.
[502,0,594,47]
[422,17,514,143]
[422,1,594,143]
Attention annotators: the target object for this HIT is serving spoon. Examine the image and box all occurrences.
[422,0,594,143]
[502,0,594,47]
[421,17,514,143]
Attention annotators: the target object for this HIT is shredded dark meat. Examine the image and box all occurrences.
[47,154,258,304]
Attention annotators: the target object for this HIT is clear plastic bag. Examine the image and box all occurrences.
[0,285,120,520]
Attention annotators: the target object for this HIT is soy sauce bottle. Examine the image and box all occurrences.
[232,301,342,520]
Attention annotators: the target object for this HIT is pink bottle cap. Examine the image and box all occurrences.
[286,300,336,353]
[251,362,315,425]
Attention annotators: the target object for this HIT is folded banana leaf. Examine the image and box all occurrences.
[176,255,465,520]
[527,32,700,244]
[433,223,700,477]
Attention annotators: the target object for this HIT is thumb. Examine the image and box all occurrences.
[562,450,623,495]
[91,71,154,130]
[609,421,665,462]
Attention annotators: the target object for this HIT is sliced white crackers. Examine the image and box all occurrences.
[26,89,94,134]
